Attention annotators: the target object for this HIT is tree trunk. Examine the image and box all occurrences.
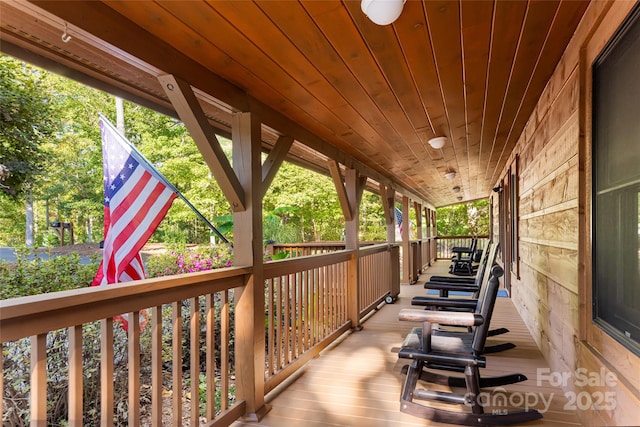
[25,193,34,247]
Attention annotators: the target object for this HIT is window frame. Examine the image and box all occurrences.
[582,1,640,358]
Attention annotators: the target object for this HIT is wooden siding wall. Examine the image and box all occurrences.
[494,1,640,426]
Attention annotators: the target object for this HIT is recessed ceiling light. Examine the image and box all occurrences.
[445,170,456,180]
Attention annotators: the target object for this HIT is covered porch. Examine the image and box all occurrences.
[1,1,639,426]
[232,261,581,427]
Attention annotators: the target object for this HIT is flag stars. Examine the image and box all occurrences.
[120,174,126,181]
[128,163,134,169]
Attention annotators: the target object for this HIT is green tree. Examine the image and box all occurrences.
[0,56,55,199]
[436,199,489,236]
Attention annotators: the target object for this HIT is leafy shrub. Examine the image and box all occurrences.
[145,245,233,278]
[0,248,99,299]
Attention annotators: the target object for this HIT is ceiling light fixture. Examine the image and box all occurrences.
[452,186,461,193]
[427,136,447,149]
[457,196,463,201]
[445,170,456,180]
[361,0,406,26]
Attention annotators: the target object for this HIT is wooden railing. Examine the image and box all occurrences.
[267,242,347,257]
[435,235,490,259]
[0,267,251,427]
[263,250,353,394]
[1,244,401,425]
[358,244,399,319]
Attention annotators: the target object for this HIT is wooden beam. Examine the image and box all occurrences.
[328,160,352,221]
[27,1,434,208]
[414,201,423,239]
[262,135,294,198]
[29,0,248,110]
[402,196,411,284]
[159,74,246,211]
[232,112,269,420]
[380,184,396,243]
[356,175,367,207]
[345,168,361,330]
[250,100,432,208]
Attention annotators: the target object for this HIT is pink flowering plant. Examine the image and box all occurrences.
[146,244,233,278]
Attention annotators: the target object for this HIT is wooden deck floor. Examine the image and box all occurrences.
[232,261,581,427]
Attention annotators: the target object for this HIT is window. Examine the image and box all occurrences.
[510,159,519,278]
[592,4,640,354]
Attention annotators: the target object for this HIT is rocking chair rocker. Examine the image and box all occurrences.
[397,265,542,426]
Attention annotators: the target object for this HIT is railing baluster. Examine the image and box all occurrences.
[205,294,216,420]
[291,272,297,360]
[128,312,140,427]
[221,290,229,412]
[190,297,200,423]
[68,325,83,427]
[30,333,47,426]
[0,343,3,419]
[276,276,282,371]
[151,306,162,426]
[267,278,274,376]
[101,318,114,427]
[172,302,182,427]
[284,274,290,365]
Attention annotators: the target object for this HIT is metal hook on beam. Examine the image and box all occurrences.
[61,23,72,43]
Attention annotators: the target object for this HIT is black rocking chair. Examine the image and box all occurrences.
[397,265,542,426]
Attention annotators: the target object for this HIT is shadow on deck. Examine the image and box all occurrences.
[232,261,581,427]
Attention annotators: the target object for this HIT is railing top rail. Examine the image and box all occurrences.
[358,243,399,257]
[1,266,251,342]
[435,235,490,239]
[264,249,354,278]
[269,241,386,248]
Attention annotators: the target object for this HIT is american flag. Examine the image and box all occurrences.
[92,116,177,328]
[395,206,403,234]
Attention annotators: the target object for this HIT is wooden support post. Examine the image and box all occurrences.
[402,196,411,284]
[345,168,362,330]
[380,184,396,244]
[414,202,423,273]
[232,112,269,421]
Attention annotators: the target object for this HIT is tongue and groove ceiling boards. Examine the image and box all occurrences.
[0,0,588,207]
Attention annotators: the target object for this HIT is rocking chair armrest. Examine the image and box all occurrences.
[411,296,478,309]
[423,282,479,293]
[399,309,484,327]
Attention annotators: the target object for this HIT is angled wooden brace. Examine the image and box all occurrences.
[158,74,246,211]
[261,135,294,198]
[328,159,352,222]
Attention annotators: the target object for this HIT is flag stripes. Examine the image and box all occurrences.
[92,116,177,291]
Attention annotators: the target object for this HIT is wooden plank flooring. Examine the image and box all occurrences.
[232,261,581,427]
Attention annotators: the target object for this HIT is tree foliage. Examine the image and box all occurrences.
[0,56,55,199]
[0,54,393,248]
[436,199,490,236]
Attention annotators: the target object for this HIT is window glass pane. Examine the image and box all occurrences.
[592,5,640,353]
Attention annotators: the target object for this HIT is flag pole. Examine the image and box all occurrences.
[99,114,232,247]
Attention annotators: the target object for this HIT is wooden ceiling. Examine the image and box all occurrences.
[0,0,589,207]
